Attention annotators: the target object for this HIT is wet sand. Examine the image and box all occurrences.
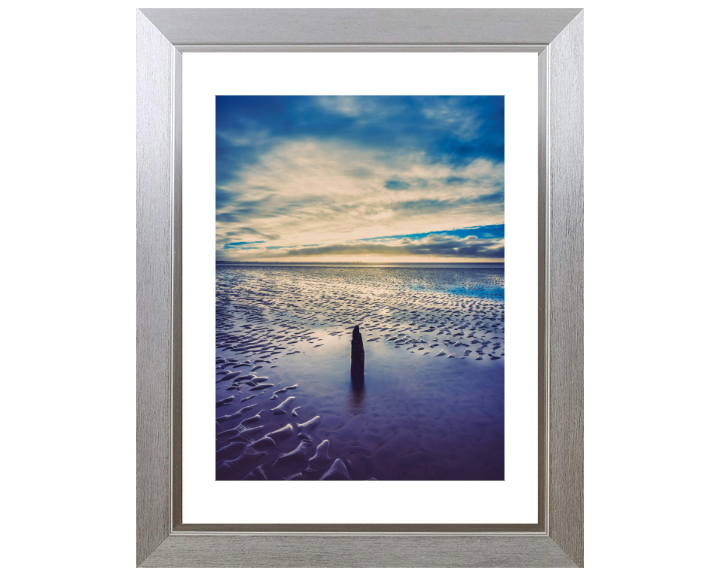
[215,265,504,480]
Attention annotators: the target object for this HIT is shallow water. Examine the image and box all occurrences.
[215,265,504,481]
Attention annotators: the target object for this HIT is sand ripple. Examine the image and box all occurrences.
[216,265,504,480]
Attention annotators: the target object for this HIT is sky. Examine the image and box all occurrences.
[216,95,504,263]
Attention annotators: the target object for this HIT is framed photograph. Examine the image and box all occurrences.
[137,8,583,568]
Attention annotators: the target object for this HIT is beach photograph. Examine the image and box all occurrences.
[215,95,505,480]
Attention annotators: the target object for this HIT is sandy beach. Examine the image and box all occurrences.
[215,264,505,480]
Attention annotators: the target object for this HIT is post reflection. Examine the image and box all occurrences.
[350,372,365,407]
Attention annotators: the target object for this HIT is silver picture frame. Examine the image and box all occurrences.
[137,8,583,568]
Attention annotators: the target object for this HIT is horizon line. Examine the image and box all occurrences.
[216,260,505,265]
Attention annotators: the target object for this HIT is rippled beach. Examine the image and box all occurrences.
[215,265,504,481]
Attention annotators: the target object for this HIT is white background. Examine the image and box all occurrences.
[183,52,538,524]
[2,0,719,574]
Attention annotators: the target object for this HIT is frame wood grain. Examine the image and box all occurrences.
[137,8,583,568]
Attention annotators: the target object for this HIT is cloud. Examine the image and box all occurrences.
[219,229,504,261]
[263,234,504,259]
[215,96,504,261]
[216,139,503,246]
[316,96,365,117]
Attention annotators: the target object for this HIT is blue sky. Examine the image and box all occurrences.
[216,96,504,262]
